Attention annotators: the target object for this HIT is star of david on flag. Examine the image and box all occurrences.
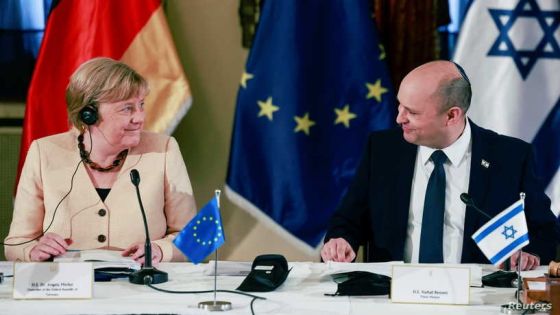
[454,0,560,215]
[173,196,225,264]
[472,199,529,266]
[487,0,560,79]
[502,225,517,239]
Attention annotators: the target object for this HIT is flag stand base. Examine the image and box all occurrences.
[198,301,232,311]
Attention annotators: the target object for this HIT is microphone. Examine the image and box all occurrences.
[128,169,168,285]
[460,193,492,219]
[460,193,511,271]
[130,169,140,186]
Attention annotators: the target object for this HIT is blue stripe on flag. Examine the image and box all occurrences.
[532,98,560,187]
[473,203,524,243]
[489,233,529,265]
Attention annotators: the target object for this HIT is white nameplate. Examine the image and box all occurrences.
[13,262,93,299]
[391,265,470,305]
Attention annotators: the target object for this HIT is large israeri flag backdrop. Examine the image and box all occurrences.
[17,0,191,186]
[472,199,529,266]
[226,0,396,251]
[454,0,560,215]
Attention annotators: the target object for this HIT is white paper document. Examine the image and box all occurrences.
[54,249,140,270]
[203,260,252,276]
[0,261,14,277]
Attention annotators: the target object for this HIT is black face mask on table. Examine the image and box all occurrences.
[326,271,391,296]
[482,270,517,288]
[237,254,290,292]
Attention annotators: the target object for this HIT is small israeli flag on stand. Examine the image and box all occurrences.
[472,198,529,266]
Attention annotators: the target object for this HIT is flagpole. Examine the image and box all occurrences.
[213,190,220,306]
[516,192,525,305]
[198,189,232,312]
[500,192,527,314]
[213,250,218,306]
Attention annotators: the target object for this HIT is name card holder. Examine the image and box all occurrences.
[391,264,470,305]
[13,262,93,299]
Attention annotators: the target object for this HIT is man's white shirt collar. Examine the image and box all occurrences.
[419,119,472,167]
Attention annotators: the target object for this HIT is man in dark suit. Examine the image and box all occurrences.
[321,60,559,270]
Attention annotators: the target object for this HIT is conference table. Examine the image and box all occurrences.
[0,261,541,315]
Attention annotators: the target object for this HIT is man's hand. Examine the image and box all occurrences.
[321,238,356,262]
[122,242,163,266]
[29,233,70,261]
[506,251,540,271]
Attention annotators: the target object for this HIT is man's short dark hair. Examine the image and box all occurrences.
[438,75,471,113]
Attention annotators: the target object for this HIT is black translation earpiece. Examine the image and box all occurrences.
[79,104,98,125]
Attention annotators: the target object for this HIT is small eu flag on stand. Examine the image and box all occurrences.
[472,198,529,266]
[174,194,225,264]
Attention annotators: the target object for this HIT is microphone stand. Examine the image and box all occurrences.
[129,169,168,285]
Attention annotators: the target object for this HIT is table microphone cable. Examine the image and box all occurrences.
[145,280,266,315]
[2,128,92,247]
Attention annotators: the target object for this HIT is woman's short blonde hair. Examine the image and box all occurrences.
[66,57,148,129]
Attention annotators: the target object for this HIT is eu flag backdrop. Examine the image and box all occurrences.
[225,0,396,251]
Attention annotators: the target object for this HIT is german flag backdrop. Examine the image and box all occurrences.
[17,0,191,186]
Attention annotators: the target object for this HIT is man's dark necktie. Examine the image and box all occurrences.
[419,150,447,263]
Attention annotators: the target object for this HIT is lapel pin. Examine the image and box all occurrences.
[481,159,490,168]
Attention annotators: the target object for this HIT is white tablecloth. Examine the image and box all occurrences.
[0,261,536,315]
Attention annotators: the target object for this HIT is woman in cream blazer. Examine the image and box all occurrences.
[5,57,196,263]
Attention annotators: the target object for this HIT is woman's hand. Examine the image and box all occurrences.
[122,242,163,266]
[29,233,70,261]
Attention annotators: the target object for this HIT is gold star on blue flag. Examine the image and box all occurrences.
[173,196,225,264]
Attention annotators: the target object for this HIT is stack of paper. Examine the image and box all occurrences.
[54,249,140,270]
[203,260,252,276]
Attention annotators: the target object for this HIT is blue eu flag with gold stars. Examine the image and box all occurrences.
[173,197,225,264]
[226,0,396,251]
